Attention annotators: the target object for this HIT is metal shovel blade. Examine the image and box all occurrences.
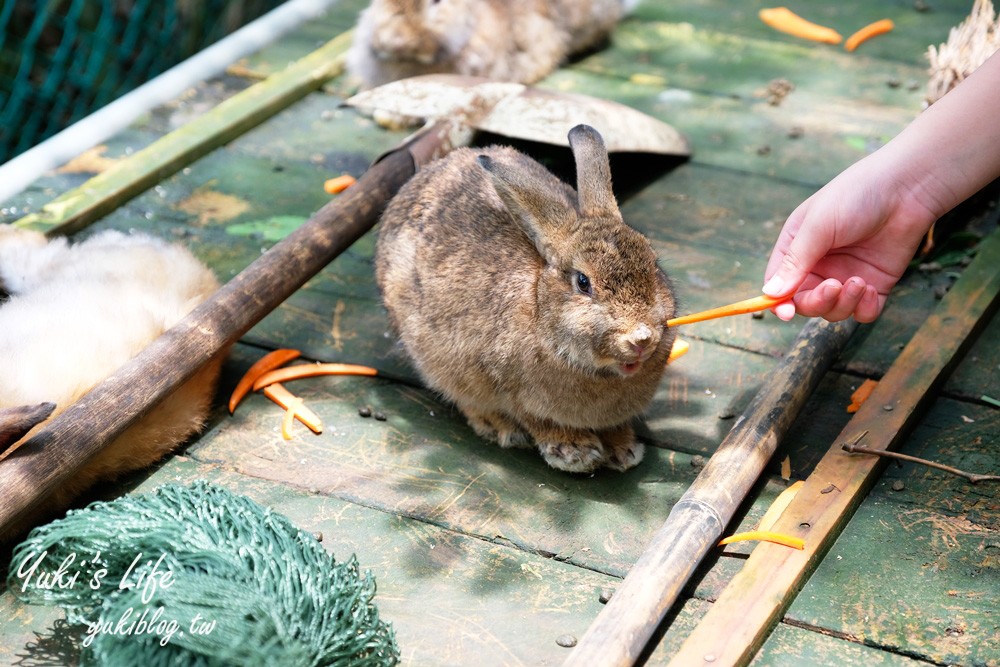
[346,74,691,156]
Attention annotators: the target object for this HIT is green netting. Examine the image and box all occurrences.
[0,0,286,164]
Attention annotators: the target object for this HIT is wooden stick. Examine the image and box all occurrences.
[563,317,858,666]
[842,440,1000,484]
[13,30,353,238]
[667,225,1000,667]
[0,403,56,458]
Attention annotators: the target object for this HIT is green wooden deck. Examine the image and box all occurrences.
[2,1,998,665]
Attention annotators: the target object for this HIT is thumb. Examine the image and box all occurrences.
[763,211,833,298]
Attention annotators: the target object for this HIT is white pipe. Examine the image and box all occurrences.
[0,0,344,206]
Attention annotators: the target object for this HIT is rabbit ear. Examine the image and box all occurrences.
[568,124,618,218]
[477,154,569,263]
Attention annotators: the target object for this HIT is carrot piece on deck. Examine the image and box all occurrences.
[252,363,380,392]
[718,530,805,550]
[759,7,843,44]
[281,397,303,440]
[844,18,894,52]
[324,174,356,194]
[263,383,324,434]
[668,338,690,363]
[229,348,302,413]
[847,378,879,413]
[666,294,788,328]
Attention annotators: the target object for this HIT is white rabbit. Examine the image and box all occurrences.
[0,226,223,534]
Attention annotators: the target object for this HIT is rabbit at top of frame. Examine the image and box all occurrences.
[0,226,224,538]
[375,124,676,474]
[346,0,642,89]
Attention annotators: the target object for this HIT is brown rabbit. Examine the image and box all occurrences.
[346,0,635,89]
[376,125,676,473]
[0,226,224,537]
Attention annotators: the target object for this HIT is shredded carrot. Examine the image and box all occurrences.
[719,530,805,550]
[759,7,843,44]
[668,338,690,363]
[847,378,879,413]
[229,348,302,413]
[757,480,804,532]
[263,383,324,434]
[252,363,380,391]
[844,18,894,52]
[281,396,303,440]
[324,174,356,194]
[666,295,788,328]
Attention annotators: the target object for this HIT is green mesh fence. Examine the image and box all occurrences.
[0,0,286,164]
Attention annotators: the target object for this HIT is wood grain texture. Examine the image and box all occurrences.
[668,228,1000,667]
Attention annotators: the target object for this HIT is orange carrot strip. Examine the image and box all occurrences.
[759,7,843,44]
[718,530,805,550]
[281,397,303,440]
[263,383,324,434]
[666,295,788,327]
[844,18,894,52]
[847,378,879,413]
[668,338,690,363]
[757,480,804,533]
[229,348,302,413]
[324,174,356,194]
[252,363,379,391]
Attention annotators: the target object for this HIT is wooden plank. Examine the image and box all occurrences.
[667,227,1000,667]
[226,0,367,80]
[639,599,931,665]
[750,623,931,667]
[197,366,702,580]
[777,396,999,667]
[11,30,354,237]
[0,456,681,666]
[541,68,915,186]
[578,20,929,109]
[628,0,973,67]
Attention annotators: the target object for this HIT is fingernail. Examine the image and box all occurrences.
[845,278,864,297]
[763,275,784,296]
[775,301,796,321]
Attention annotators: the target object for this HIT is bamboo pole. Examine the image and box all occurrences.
[564,316,858,666]
[668,226,1000,667]
[12,30,353,238]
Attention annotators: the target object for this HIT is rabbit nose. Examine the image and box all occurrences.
[626,324,654,353]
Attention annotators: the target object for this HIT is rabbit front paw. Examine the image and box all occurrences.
[536,431,605,473]
[600,424,645,472]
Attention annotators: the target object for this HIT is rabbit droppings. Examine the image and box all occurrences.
[0,226,223,533]
[347,0,639,88]
[376,125,676,473]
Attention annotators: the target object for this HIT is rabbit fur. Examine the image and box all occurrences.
[375,125,675,473]
[347,0,639,89]
[0,226,223,534]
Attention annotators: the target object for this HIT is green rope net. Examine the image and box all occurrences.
[7,481,399,666]
[0,0,284,163]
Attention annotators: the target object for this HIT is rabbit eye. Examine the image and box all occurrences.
[574,271,592,296]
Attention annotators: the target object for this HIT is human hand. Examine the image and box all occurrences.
[762,151,938,323]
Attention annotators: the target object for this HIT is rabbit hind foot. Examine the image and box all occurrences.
[463,409,532,449]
